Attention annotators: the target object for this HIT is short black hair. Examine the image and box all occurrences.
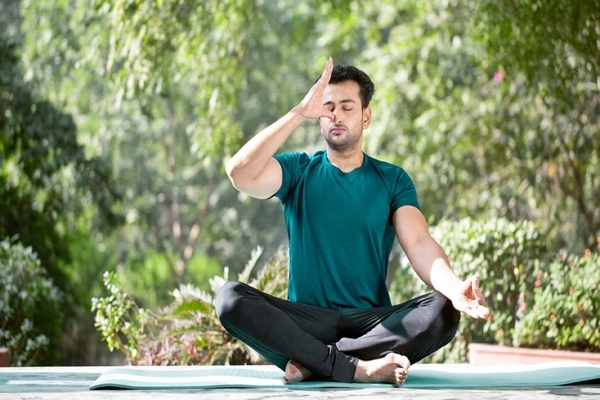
[327,64,375,108]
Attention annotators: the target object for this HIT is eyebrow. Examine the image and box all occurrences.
[323,99,356,106]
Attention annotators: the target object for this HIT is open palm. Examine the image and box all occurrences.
[451,276,490,319]
[297,58,336,121]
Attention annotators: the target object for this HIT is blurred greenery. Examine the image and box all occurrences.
[515,243,600,352]
[0,0,598,364]
[91,245,289,366]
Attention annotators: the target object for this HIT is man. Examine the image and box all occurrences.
[216,58,489,386]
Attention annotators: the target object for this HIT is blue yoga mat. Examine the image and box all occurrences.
[89,361,600,390]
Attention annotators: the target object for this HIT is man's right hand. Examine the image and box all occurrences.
[297,58,336,121]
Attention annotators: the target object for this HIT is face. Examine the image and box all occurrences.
[319,81,371,153]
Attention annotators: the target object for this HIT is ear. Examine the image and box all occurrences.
[362,106,372,129]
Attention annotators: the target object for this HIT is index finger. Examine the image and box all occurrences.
[318,57,333,86]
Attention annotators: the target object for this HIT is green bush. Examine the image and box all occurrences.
[514,244,600,351]
[0,239,63,366]
[92,246,289,365]
[389,217,548,363]
[92,268,234,366]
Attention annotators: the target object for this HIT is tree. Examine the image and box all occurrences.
[1,8,121,364]
[0,34,121,291]
[476,0,600,248]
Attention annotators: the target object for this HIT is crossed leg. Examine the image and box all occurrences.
[215,281,356,381]
[282,291,458,385]
[336,292,461,364]
[215,282,459,386]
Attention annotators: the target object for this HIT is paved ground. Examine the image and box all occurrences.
[1,366,599,400]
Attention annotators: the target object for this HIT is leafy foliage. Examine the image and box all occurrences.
[434,218,549,362]
[475,0,600,249]
[0,239,63,366]
[91,271,146,361]
[1,28,122,365]
[477,0,600,103]
[92,246,288,365]
[93,0,254,156]
[0,35,121,288]
[515,243,600,352]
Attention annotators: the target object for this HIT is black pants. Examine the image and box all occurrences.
[215,281,460,383]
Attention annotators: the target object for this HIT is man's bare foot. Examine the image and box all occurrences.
[354,353,410,386]
[283,360,314,384]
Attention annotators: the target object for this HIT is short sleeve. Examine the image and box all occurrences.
[390,169,420,216]
[272,152,309,202]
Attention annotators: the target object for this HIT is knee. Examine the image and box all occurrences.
[214,281,246,323]
[432,292,461,336]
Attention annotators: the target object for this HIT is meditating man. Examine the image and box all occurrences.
[216,58,490,386]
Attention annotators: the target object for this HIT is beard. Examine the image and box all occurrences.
[323,125,363,153]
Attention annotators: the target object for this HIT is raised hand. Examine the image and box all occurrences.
[297,57,336,121]
[451,276,490,319]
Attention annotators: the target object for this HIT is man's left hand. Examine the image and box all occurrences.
[451,276,490,319]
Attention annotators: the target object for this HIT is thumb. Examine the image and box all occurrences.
[470,276,486,304]
[317,106,335,122]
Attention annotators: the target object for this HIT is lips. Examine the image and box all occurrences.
[330,126,346,135]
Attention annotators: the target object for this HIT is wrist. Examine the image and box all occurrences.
[291,105,309,120]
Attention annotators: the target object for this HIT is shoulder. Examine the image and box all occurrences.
[274,151,324,170]
[273,151,326,201]
[365,154,412,180]
[365,154,420,208]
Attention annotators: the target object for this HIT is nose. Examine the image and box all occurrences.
[332,109,342,124]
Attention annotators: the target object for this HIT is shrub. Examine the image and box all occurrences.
[514,244,600,351]
[0,239,63,366]
[92,246,289,365]
[388,217,548,363]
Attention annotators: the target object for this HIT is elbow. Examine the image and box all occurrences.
[225,158,236,182]
[225,158,247,191]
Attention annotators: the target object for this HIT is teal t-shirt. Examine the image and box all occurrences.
[273,150,420,309]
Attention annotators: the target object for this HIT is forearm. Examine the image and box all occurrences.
[394,200,488,317]
[409,238,463,300]
[428,255,464,299]
[226,106,306,185]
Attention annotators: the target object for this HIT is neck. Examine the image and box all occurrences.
[326,147,364,172]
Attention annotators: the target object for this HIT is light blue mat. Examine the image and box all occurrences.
[89,361,600,390]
